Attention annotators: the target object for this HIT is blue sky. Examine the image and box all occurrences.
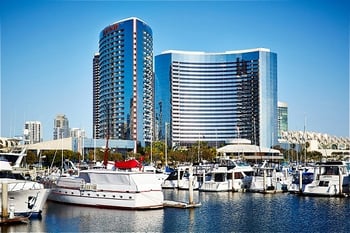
[1,0,349,141]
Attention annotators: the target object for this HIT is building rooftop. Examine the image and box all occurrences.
[160,48,271,55]
[108,17,149,27]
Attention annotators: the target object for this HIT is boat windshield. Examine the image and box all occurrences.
[236,161,250,167]
[346,162,350,173]
[0,171,26,180]
[321,166,340,175]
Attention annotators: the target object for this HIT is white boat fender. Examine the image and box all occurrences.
[9,203,15,219]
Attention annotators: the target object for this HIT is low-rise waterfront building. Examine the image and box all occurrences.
[279,131,350,158]
[217,139,283,161]
[22,137,136,158]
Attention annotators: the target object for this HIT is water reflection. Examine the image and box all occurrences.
[1,201,164,232]
[49,203,164,232]
[2,191,349,233]
[163,190,350,233]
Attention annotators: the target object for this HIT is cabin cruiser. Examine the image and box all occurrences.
[162,165,198,189]
[243,161,292,193]
[0,157,50,218]
[303,161,350,197]
[288,166,314,194]
[48,159,164,209]
[199,159,254,192]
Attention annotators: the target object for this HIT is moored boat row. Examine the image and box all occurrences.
[1,147,349,223]
[161,157,350,197]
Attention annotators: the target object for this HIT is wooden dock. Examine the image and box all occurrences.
[0,216,29,225]
[163,200,201,209]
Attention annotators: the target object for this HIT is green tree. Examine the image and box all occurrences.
[26,150,37,165]
[86,149,105,162]
[143,141,167,164]
[40,150,80,168]
[169,149,189,163]
[188,141,216,163]
[307,150,323,162]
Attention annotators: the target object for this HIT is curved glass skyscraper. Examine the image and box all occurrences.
[155,48,277,148]
[94,17,153,145]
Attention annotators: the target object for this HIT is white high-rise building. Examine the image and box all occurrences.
[23,121,42,144]
[53,114,70,140]
[70,128,86,138]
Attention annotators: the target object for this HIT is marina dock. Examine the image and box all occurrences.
[163,200,201,209]
[0,216,29,225]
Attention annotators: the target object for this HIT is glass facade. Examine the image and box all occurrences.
[97,17,153,145]
[278,101,288,138]
[92,53,100,139]
[155,49,277,148]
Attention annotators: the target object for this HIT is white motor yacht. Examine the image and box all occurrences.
[162,165,200,189]
[303,161,350,197]
[200,159,254,192]
[0,159,50,218]
[243,161,292,193]
[48,159,164,209]
[288,166,314,194]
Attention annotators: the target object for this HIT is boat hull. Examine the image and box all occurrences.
[303,179,350,197]
[199,181,232,192]
[47,170,164,210]
[0,183,50,217]
[303,161,350,197]
[48,188,164,209]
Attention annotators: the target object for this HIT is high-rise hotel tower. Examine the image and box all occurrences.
[93,17,154,145]
[155,48,277,148]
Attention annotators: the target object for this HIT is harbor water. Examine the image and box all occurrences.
[2,189,349,232]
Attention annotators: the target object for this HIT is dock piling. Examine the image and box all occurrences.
[1,182,8,218]
[299,169,303,194]
[189,166,194,205]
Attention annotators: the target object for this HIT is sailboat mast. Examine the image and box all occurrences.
[304,115,307,164]
[103,105,110,168]
[61,130,64,173]
[103,134,109,167]
[165,122,168,167]
[93,125,96,162]
[150,129,153,165]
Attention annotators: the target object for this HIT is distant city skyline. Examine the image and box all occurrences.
[1,0,349,141]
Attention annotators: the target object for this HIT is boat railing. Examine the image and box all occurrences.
[7,179,40,191]
[80,183,97,191]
